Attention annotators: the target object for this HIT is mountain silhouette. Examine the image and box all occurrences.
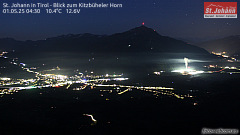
[0,26,208,54]
[197,35,240,55]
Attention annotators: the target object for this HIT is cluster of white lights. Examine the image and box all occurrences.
[172,69,204,75]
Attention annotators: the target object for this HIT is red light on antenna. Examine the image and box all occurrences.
[142,22,145,25]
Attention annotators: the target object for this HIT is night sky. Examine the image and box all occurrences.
[0,0,239,42]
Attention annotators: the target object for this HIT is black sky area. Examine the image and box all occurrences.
[0,0,240,42]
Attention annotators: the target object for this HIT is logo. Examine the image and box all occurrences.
[204,2,237,18]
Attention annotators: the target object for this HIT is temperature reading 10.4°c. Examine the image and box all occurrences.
[46,9,62,14]
[46,9,81,14]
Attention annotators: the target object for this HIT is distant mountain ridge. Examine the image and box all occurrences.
[197,35,240,55]
[0,26,208,54]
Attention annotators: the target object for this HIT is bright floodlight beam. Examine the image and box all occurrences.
[171,57,204,75]
[184,57,189,70]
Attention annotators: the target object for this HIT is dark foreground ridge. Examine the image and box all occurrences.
[0,26,208,54]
